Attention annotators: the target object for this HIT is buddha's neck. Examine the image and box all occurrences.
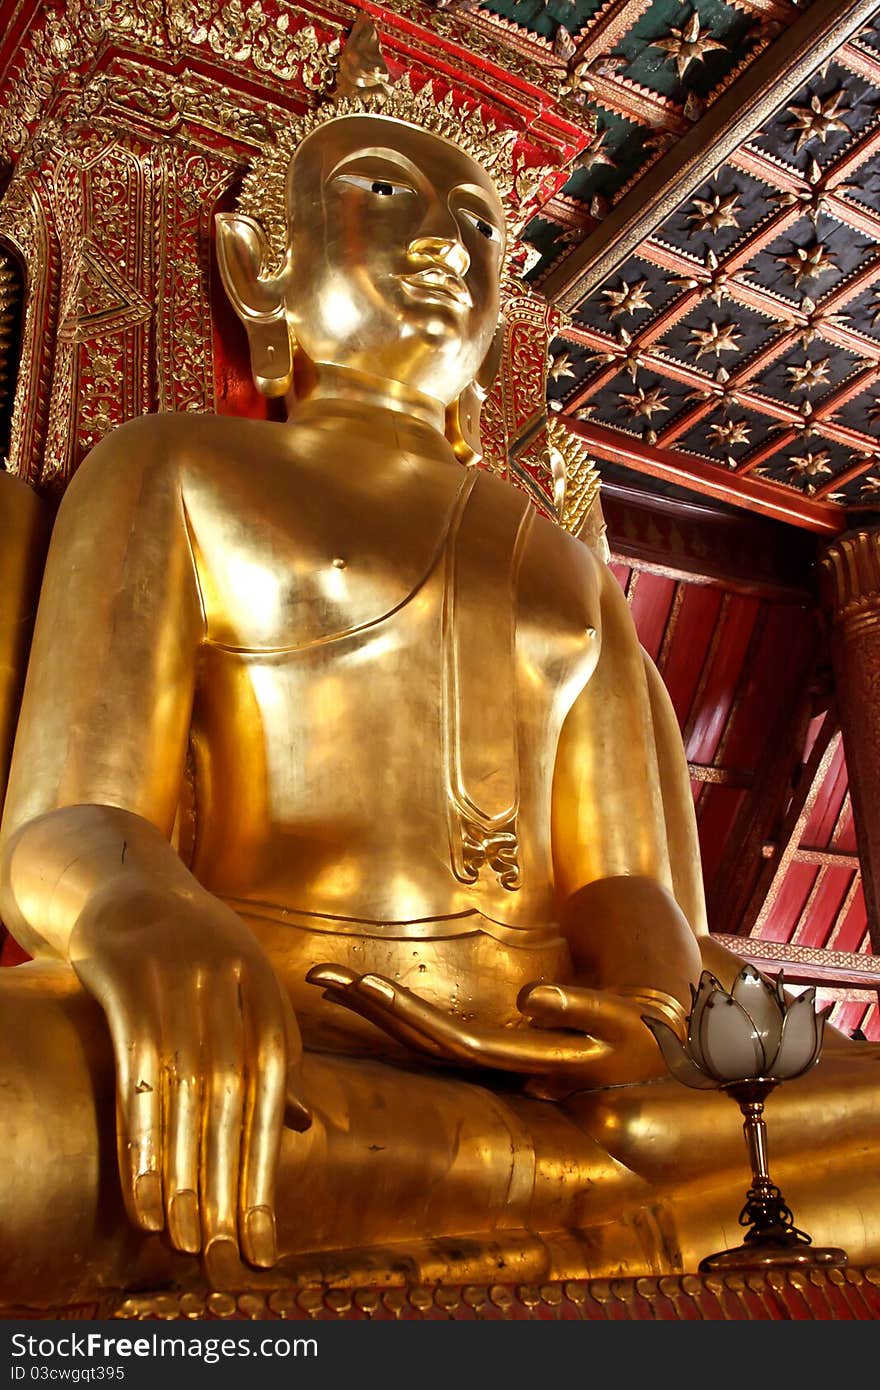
[285,362,452,452]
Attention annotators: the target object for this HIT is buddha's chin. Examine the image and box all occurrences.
[346,340,480,401]
[400,329,485,390]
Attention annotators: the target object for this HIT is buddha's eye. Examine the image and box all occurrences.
[335,172,411,198]
[461,208,501,243]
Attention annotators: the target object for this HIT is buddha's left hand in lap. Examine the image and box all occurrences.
[308,964,672,1088]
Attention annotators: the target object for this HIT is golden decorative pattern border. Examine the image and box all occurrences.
[8,1267,880,1320]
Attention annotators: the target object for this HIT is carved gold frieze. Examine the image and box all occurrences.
[0,248,22,463]
[0,1,594,528]
[43,1265,880,1319]
[0,179,52,484]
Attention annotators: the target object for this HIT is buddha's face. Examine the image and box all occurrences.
[286,115,506,407]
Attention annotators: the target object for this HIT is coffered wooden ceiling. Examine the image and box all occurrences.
[548,26,880,513]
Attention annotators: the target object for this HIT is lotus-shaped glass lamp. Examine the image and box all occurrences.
[643,966,847,1272]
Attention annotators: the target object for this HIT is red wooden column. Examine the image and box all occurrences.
[820,528,880,952]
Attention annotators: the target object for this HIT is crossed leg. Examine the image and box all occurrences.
[2,958,879,1310]
[0,959,599,1304]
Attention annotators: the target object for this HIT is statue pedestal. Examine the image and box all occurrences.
[7,1269,880,1321]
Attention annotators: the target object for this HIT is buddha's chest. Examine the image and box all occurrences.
[188,456,600,675]
[187,449,601,919]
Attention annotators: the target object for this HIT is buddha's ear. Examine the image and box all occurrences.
[446,318,505,466]
[215,212,295,397]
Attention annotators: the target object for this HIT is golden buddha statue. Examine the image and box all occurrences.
[1,20,878,1309]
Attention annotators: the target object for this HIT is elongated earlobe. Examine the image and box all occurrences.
[446,319,505,466]
[215,212,296,397]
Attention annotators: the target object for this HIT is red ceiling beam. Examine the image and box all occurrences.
[601,479,817,599]
[567,418,844,533]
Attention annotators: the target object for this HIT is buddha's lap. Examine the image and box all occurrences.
[238,907,574,1044]
[3,956,878,1190]
[4,953,880,1296]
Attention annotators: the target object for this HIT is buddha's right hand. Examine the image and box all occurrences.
[68,883,311,1271]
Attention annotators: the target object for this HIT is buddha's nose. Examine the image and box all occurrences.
[408,234,470,280]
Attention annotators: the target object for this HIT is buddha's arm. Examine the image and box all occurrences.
[0,421,207,958]
[640,647,708,938]
[0,420,307,1268]
[545,559,702,1022]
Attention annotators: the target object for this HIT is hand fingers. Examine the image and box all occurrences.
[103,977,165,1233]
[306,963,360,990]
[322,972,607,1074]
[518,982,638,1044]
[518,982,588,1030]
[238,974,288,1268]
[201,973,246,1278]
[160,977,203,1255]
[93,947,305,1271]
[318,982,451,1060]
[308,963,450,1058]
[345,974,529,1066]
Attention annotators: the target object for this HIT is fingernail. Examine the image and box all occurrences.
[359,974,395,1002]
[204,1234,241,1286]
[134,1172,164,1230]
[530,984,567,1006]
[169,1190,200,1253]
[306,964,355,987]
[244,1205,277,1267]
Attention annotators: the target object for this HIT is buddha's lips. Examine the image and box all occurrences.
[398,269,472,308]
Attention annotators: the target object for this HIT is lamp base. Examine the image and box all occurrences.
[699,1241,848,1273]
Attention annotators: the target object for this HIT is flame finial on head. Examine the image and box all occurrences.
[235,15,539,274]
[333,13,395,100]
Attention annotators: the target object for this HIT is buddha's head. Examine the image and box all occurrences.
[217,111,507,443]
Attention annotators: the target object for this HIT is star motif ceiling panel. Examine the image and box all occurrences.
[477,0,770,214]
[510,0,880,515]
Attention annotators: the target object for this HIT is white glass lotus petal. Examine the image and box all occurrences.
[698,993,766,1081]
[772,990,822,1079]
[806,1009,829,1070]
[814,1006,833,1063]
[687,972,722,1072]
[641,1016,718,1090]
[731,966,785,1058]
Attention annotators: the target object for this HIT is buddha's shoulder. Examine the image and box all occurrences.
[86,410,282,461]
[69,412,315,500]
